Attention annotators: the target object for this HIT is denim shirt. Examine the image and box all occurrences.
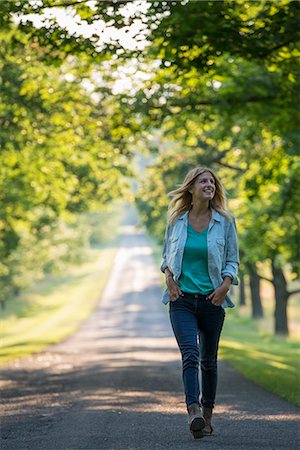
[160,210,239,308]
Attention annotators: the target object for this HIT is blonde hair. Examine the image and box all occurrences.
[167,166,231,224]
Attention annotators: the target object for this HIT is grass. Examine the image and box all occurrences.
[220,310,300,406]
[148,235,300,406]
[0,243,119,365]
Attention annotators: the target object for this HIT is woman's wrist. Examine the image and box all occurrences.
[221,276,232,290]
[165,270,174,282]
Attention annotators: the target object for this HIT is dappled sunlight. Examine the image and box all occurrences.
[216,404,299,422]
[1,0,299,447]
[221,339,297,372]
[78,389,182,414]
[268,360,291,370]
[124,303,143,312]
[221,339,245,350]
[119,224,141,235]
[1,218,299,449]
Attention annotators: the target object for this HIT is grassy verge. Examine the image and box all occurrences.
[220,311,300,406]
[147,234,300,406]
[0,244,119,365]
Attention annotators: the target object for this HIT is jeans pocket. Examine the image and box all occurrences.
[170,294,183,305]
[209,299,222,308]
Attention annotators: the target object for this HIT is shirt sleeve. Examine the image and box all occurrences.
[221,217,239,285]
[160,223,171,273]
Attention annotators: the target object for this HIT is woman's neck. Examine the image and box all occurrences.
[189,201,210,218]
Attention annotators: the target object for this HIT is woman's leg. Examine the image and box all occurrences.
[169,297,200,407]
[198,304,225,408]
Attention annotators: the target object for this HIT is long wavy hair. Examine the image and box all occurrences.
[167,167,232,224]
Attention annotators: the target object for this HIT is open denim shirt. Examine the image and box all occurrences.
[160,210,239,308]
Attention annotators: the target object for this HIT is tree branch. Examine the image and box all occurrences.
[34,0,130,9]
[258,274,274,284]
[289,287,300,296]
[217,161,246,173]
[38,0,91,8]
[166,95,277,110]
[258,37,296,58]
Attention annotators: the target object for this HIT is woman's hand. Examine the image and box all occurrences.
[208,276,232,306]
[166,275,182,302]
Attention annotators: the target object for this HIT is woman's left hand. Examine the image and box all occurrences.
[208,285,229,306]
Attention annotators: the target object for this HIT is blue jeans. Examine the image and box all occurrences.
[169,291,225,409]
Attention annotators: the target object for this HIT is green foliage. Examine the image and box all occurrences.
[238,145,300,276]
[148,1,300,67]
[0,28,131,302]
[1,0,299,327]
[0,204,123,305]
[132,1,300,290]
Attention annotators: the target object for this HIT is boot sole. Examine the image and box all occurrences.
[190,416,206,439]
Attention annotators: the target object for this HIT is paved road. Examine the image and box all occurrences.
[1,218,299,450]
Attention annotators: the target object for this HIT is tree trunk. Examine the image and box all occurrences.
[239,273,246,306]
[246,262,264,318]
[271,261,289,336]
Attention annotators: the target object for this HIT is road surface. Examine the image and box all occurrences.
[1,217,299,449]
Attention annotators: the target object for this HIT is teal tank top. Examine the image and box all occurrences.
[178,223,214,294]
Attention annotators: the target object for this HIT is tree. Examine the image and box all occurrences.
[133,0,300,335]
[2,1,299,334]
[0,29,131,302]
[239,148,300,334]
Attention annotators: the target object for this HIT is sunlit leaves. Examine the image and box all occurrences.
[0,28,133,300]
[132,0,299,286]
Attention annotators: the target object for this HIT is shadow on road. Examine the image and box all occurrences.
[1,217,299,450]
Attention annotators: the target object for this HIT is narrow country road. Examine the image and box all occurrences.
[1,214,299,450]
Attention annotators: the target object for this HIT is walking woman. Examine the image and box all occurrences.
[161,167,239,439]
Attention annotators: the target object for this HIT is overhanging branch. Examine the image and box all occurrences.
[38,0,90,8]
[289,287,300,296]
[258,274,274,284]
[34,0,131,9]
[217,161,246,173]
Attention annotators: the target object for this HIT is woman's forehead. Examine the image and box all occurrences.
[198,171,214,179]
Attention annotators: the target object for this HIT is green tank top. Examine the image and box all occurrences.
[178,223,214,294]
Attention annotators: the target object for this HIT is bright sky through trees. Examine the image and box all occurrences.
[14,0,158,94]
[16,0,151,50]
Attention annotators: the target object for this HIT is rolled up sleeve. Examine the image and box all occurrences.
[221,218,239,285]
[160,224,171,273]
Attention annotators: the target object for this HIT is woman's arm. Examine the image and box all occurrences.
[208,276,232,306]
[221,217,239,285]
[165,268,182,302]
[209,217,239,306]
[160,225,182,301]
[160,224,171,273]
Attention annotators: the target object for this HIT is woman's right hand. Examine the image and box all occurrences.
[166,276,182,302]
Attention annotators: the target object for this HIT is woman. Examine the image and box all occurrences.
[161,167,239,439]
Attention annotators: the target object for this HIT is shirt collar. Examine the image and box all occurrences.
[211,209,222,222]
[179,209,221,222]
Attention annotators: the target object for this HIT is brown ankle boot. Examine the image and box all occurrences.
[202,406,213,435]
[187,403,206,439]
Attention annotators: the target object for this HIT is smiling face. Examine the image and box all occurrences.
[189,171,216,202]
